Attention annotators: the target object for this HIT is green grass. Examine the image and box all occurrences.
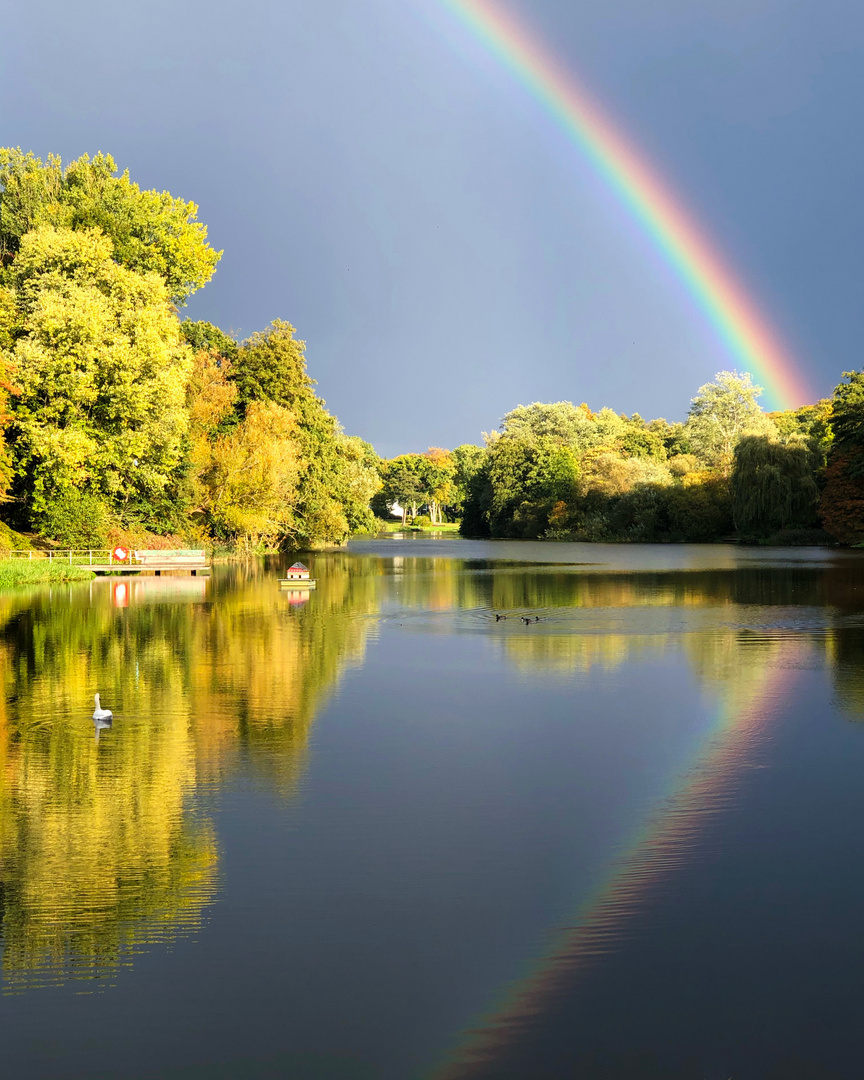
[370,520,461,533]
[0,560,95,587]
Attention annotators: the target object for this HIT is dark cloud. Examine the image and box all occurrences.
[4,0,861,454]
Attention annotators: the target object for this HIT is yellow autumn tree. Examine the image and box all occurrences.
[3,224,193,538]
[196,399,301,549]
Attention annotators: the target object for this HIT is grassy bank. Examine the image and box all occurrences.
[0,561,95,588]
[370,520,461,534]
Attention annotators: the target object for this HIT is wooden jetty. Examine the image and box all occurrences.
[0,548,210,576]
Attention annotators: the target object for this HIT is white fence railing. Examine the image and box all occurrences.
[0,549,125,565]
[0,549,207,566]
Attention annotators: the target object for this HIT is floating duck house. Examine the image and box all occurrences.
[279,562,316,590]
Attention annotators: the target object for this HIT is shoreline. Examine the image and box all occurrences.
[0,562,95,588]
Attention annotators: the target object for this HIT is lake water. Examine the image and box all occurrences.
[3,538,864,1079]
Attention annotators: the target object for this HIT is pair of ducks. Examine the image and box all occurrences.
[494,614,541,624]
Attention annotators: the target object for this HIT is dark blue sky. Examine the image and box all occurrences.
[4,0,863,455]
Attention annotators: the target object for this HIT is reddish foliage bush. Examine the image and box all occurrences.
[820,452,864,543]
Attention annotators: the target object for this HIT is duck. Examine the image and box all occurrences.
[495,613,506,621]
[93,693,113,722]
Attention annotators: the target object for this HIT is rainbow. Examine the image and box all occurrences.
[437,0,813,410]
[435,638,805,1077]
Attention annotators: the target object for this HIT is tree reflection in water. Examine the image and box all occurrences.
[0,556,379,991]
[4,545,864,1015]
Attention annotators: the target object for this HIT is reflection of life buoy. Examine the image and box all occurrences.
[112,546,129,562]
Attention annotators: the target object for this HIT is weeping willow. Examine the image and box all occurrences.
[730,436,819,536]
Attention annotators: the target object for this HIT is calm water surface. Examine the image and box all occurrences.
[2,539,864,1079]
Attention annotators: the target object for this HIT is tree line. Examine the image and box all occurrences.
[377,370,864,545]
[0,149,379,550]
[4,149,864,549]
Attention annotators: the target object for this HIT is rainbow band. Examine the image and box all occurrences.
[438,0,813,410]
[435,644,803,1077]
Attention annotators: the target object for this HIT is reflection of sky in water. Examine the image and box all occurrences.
[2,543,864,1079]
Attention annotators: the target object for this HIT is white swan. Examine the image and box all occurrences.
[93,693,112,721]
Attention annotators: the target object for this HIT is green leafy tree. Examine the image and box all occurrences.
[500,401,596,447]
[577,471,732,543]
[686,370,776,474]
[647,418,692,457]
[180,320,238,363]
[498,400,629,455]
[328,435,380,536]
[731,435,819,536]
[589,407,628,449]
[231,319,311,415]
[449,444,486,516]
[36,488,111,547]
[463,436,579,538]
[230,321,379,545]
[3,225,192,532]
[0,149,220,304]
[452,444,485,485]
[380,454,431,523]
[769,400,833,467]
[616,413,668,460]
[0,152,379,548]
[820,371,864,543]
[825,372,864,452]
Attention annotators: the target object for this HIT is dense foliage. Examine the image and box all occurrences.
[0,151,379,550]
[5,225,192,536]
[367,367,864,544]
[184,320,380,546]
[437,373,835,543]
[819,371,864,544]
[3,148,864,550]
[731,437,819,536]
[0,149,219,303]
